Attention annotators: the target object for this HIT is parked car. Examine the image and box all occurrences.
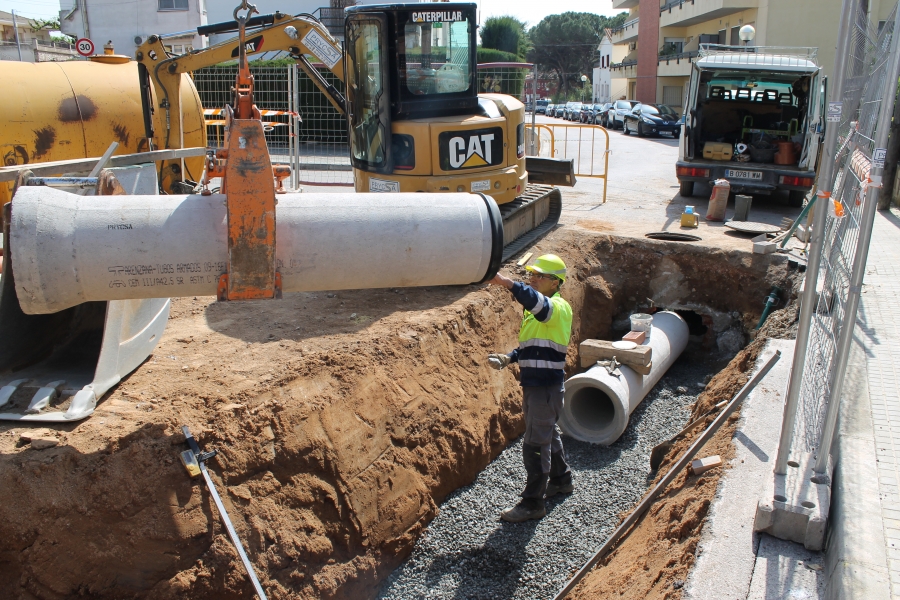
[554,104,566,118]
[581,103,608,124]
[546,103,556,117]
[622,103,681,137]
[535,99,549,115]
[607,99,639,129]
[564,101,582,121]
[598,102,613,126]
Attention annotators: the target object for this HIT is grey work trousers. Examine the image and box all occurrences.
[523,384,566,474]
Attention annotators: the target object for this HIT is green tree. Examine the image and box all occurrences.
[481,16,530,60]
[528,12,627,99]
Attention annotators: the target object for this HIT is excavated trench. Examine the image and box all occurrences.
[0,229,798,600]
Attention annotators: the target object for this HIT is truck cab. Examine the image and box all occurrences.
[676,45,824,206]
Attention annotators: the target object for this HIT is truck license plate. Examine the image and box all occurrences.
[725,169,763,180]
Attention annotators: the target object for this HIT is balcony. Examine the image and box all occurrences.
[657,51,698,77]
[610,60,637,80]
[613,0,639,8]
[609,17,639,45]
[659,0,758,28]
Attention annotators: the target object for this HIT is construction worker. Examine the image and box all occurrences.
[486,254,574,522]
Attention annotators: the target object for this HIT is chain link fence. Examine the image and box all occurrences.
[789,1,899,460]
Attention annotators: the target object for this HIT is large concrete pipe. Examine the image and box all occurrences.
[559,311,689,445]
[9,188,502,315]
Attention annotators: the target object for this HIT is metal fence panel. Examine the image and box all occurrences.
[791,2,899,459]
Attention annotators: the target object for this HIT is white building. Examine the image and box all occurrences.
[592,29,627,103]
[58,0,209,59]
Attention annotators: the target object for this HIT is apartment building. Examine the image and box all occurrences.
[0,11,79,62]
[608,0,896,109]
[58,0,209,59]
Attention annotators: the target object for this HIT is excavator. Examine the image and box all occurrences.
[0,1,570,422]
[135,1,570,257]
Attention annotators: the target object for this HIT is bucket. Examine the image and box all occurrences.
[774,141,797,165]
[706,179,730,221]
[630,313,653,334]
[733,194,753,221]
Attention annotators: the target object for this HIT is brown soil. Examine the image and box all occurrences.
[0,229,796,600]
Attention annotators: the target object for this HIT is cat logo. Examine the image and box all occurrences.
[438,127,504,171]
[230,35,264,57]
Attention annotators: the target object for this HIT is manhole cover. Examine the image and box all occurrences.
[645,232,701,242]
[724,221,782,234]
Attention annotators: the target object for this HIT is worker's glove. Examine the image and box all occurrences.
[488,353,511,370]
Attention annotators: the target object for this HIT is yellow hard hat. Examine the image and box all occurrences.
[526,254,566,282]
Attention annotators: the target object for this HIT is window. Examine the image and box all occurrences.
[159,0,189,11]
[401,19,471,96]
[346,16,390,171]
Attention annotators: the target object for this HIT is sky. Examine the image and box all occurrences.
[1,0,62,20]
[2,0,625,27]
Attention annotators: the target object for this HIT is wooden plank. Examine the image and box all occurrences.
[0,147,207,182]
[579,339,652,370]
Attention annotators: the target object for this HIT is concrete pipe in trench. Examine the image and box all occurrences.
[559,311,689,445]
[9,188,503,315]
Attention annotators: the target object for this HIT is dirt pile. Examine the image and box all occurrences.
[0,229,794,599]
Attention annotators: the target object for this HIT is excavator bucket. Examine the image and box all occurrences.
[0,165,169,422]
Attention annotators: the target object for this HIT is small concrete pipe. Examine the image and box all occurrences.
[559,311,689,445]
[10,187,503,315]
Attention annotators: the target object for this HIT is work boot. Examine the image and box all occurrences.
[545,474,574,497]
[500,497,547,522]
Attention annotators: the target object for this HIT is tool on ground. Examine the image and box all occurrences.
[649,399,728,470]
[554,350,781,600]
[181,425,268,600]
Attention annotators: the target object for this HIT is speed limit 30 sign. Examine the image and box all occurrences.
[76,38,95,57]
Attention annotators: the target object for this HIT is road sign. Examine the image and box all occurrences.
[76,38,94,57]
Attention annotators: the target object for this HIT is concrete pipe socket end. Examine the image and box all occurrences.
[559,375,630,445]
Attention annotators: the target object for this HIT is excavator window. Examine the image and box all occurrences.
[346,14,392,173]
[401,19,471,96]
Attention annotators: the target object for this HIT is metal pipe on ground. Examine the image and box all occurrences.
[552,350,782,600]
[558,311,689,445]
[9,189,503,315]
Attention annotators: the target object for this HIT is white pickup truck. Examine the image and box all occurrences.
[676,45,824,206]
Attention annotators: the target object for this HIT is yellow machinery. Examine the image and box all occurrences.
[135,2,569,258]
[0,53,206,208]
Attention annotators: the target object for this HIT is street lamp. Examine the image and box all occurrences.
[739,24,756,47]
[580,74,588,103]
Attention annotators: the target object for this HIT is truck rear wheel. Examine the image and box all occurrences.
[680,181,694,197]
[788,190,807,207]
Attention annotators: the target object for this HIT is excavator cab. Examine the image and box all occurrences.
[344,3,478,176]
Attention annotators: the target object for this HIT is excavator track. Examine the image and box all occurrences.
[499,184,563,262]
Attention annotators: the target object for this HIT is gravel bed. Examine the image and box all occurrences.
[376,356,718,600]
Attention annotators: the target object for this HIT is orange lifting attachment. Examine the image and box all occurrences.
[203,0,282,302]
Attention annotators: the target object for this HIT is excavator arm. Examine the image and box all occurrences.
[135,12,347,158]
